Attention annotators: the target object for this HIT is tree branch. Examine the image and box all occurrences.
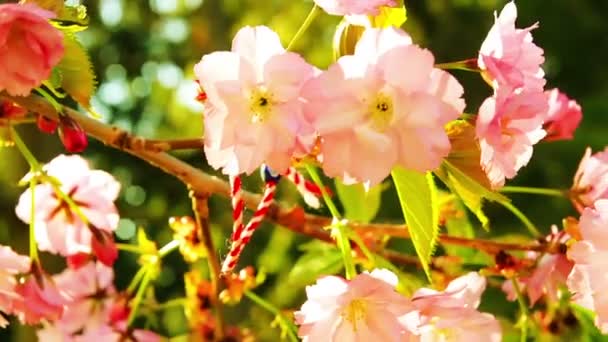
[189,189,225,340]
[2,93,554,266]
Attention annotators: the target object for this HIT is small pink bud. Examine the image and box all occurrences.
[58,116,88,152]
[36,115,58,134]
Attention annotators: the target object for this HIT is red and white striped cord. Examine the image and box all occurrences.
[284,167,322,208]
[221,180,278,274]
[229,175,245,242]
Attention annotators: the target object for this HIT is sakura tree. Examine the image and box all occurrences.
[0,0,604,341]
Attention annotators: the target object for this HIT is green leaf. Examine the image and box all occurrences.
[288,241,343,287]
[55,33,96,108]
[436,160,509,230]
[439,191,475,258]
[335,180,382,223]
[371,4,407,28]
[571,304,608,342]
[391,167,438,282]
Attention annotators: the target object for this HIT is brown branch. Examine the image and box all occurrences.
[2,93,553,265]
[145,138,205,152]
[189,189,225,340]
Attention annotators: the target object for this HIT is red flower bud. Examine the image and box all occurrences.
[0,101,26,119]
[36,115,58,134]
[58,116,88,152]
[91,229,118,266]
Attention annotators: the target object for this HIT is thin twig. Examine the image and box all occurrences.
[190,189,225,340]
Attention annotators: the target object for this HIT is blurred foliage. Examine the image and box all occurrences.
[1,0,608,340]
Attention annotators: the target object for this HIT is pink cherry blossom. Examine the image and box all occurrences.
[13,268,67,325]
[314,0,397,16]
[303,27,464,185]
[194,26,316,176]
[567,199,608,332]
[406,272,502,342]
[502,227,572,305]
[571,147,608,212]
[542,89,582,141]
[15,155,120,261]
[0,245,30,327]
[0,4,64,96]
[295,269,414,341]
[52,262,115,335]
[478,1,545,92]
[476,88,548,188]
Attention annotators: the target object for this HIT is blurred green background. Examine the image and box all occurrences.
[1,0,607,340]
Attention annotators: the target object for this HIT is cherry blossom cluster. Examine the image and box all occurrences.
[0,153,159,340]
[295,269,500,341]
[194,1,581,190]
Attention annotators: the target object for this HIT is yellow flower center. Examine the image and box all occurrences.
[249,87,274,123]
[429,316,454,339]
[342,299,368,331]
[369,92,394,131]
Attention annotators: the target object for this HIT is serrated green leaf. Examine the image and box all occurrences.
[56,33,96,108]
[335,180,382,223]
[391,167,438,282]
[371,4,407,28]
[48,68,63,89]
[436,160,509,230]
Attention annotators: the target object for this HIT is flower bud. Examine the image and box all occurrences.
[91,229,118,266]
[58,116,88,152]
[36,115,58,134]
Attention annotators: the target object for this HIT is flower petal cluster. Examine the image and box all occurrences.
[36,262,161,341]
[0,246,31,327]
[567,199,608,333]
[476,88,547,188]
[194,26,316,176]
[303,27,464,185]
[407,272,502,342]
[475,2,582,187]
[15,155,120,264]
[13,267,67,325]
[0,4,64,96]
[295,269,414,341]
[478,1,545,92]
